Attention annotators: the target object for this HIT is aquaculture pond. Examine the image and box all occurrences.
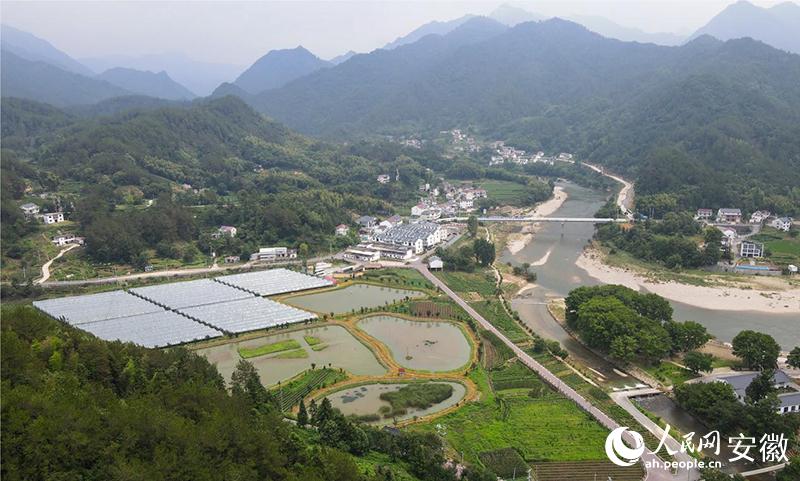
[285,283,424,315]
[358,315,472,371]
[196,325,386,386]
[327,382,467,424]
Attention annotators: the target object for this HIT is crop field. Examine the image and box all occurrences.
[478,180,535,205]
[416,365,608,465]
[469,300,529,343]
[435,270,497,298]
[361,268,434,290]
[751,227,800,266]
[409,300,458,319]
[238,339,301,358]
[275,368,346,411]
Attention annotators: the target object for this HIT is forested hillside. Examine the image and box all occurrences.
[0,305,494,481]
[3,95,545,280]
[248,17,800,210]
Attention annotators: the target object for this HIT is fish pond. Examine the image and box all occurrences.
[196,324,386,386]
[357,315,472,371]
[327,381,467,424]
[285,283,425,315]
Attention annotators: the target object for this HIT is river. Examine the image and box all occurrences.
[500,181,800,362]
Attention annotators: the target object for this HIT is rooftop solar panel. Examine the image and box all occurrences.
[179,297,316,334]
[79,311,222,348]
[33,290,164,325]
[215,268,332,296]
[130,278,253,309]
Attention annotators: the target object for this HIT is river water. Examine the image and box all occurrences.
[500,182,799,362]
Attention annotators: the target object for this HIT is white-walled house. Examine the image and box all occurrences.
[20,202,40,217]
[335,224,349,236]
[772,217,793,232]
[40,212,65,224]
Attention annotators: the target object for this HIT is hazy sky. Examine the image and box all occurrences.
[1,1,786,66]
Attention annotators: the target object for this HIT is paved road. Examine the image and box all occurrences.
[610,388,698,481]
[413,262,697,481]
[40,255,331,287]
[35,244,80,284]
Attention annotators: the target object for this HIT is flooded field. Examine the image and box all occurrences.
[285,283,424,315]
[357,315,472,371]
[327,381,467,424]
[196,324,386,386]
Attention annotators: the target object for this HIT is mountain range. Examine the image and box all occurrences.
[233,46,331,94]
[96,68,196,100]
[689,0,800,54]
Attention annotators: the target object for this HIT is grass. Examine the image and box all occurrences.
[751,227,800,266]
[478,180,536,206]
[304,335,322,346]
[310,344,328,352]
[470,299,529,344]
[275,368,347,411]
[643,361,697,387]
[361,268,434,290]
[353,452,423,481]
[274,348,308,359]
[415,365,608,464]
[435,270,497,298]
[379,383,454,416]
[238,339,301,358]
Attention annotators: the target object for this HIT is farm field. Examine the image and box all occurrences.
[238,339,301,358]
[434,270,497,298]
[751,227,800,266]
[275,368,347,411]
[469,299,529,344]
[415,363,608,466]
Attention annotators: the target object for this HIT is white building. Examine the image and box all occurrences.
[250,247,297,261]
[749,210,771,224]
[216,225,237,237]
[20,202,40,217]
[40,212,65,224]
[377,174,391,184]
[51,234,83,246]
[335,224,349,236]
[772,217,793,232]
[458,199,474,210]
[696,208,713,221]
[428,256,444,270]
[343,246,381,262]
[411,203,428,217]
[720,228,737,247]
[739,241,764,258]
[377,222,443,254]
[716,208,742,223]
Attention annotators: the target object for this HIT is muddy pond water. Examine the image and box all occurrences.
[327,381,467,424]
[196,324,386,386]
[357,315,472,371]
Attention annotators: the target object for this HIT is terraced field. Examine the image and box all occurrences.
[532,460,644,481]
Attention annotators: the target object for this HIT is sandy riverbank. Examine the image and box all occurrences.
[506,186,567,255]
[576,248,800,314]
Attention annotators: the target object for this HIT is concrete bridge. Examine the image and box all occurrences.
[479,216,627,223]
[439,216,628,223]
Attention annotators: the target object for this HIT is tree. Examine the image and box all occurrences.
[472,238,495,266]
[467,215,478,237]
[297,399,309,427]
[610,335,637,364]
[231,359,270,407]
[745,369,776,403]
[683,351,713,374]
[787,346,800,369]
[732,330,780,370]
[666,321,710,353]
[299,242,309,268]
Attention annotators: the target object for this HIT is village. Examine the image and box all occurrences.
[694,207,797,275]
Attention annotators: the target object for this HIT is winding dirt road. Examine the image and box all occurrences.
[35,244,79,285]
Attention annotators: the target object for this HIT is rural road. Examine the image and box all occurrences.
[580,161,635,219]
[413,262,698,481]
[39,255,331,287]
[35,243,79,285]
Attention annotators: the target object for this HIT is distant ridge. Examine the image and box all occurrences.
[690,0,800,54]
[1,24,93,76]
[233,46,330,94]
[98,67,196,100]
